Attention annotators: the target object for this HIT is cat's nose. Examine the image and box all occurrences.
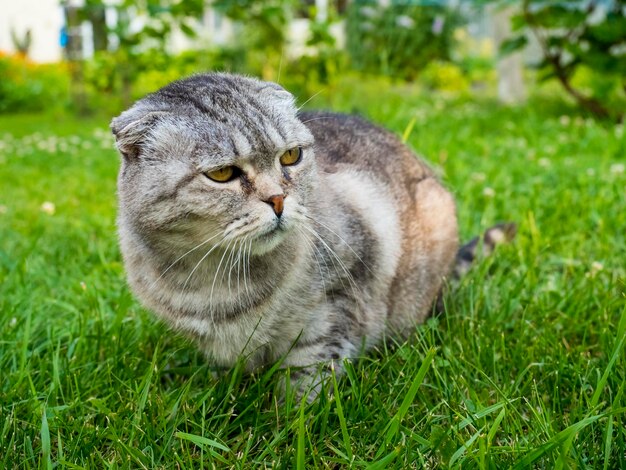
[264,194,284,217]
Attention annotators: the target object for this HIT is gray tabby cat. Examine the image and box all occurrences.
[111,73,510,397]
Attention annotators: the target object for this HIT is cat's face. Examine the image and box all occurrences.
[112,74,316,256]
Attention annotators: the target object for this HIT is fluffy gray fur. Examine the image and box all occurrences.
[111,73,462,397]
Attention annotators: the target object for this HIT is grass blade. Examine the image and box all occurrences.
[40,406,52,470]
[449,426,484,467]
[512,414,603,469]
[401,116,417,143]
[332,362,353,462]
[384,348,436,446]
[296,394,306,470]
[175,432,231,452]
[591,306,626,408]
[366,449,398,470]
[603,384,624,470]
[457,401,507,431]
[487,408,506,447]
[176,431,231,464]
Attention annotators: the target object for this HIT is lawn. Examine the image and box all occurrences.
[1,79,625,468]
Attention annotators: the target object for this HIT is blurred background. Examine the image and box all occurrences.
[0,0,624,120]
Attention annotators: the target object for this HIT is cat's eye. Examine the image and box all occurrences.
[279,147,302,166]
[205,166,238,183]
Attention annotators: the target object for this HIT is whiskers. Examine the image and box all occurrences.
[299,116,333,126]
[175,217,262,301]
[149,232,223,291]
[294,212,366,300]
[147,210,369,321]
[181,236,254,308]
[304,214,377,279]
[297,89,325,112]
[147,221,257,319]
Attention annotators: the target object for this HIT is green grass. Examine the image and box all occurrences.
[1,80,625,468]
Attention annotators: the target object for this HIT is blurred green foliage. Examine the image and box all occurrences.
[213,0,295,80]
[71,0,207,108]
[420,61,470,92]
[6,0,625,121]
[495,0,626,121]
[0,53,70,113]
[346,2,462,80]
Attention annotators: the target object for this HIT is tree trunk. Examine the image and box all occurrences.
[492,5,526,104]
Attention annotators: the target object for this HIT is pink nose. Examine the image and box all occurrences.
[265,194,284,217]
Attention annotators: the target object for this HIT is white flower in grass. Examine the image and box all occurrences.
[559,115,571,126]
[80,281,87,291]
[396,15,415,29]
[586,261,604,278]
[587,168,596,176]
[538,158,551,168]
[471,172,486,182]
[610,163,625,174]
[360,6,377,18]
[544,275,558,292]
[93,128,108,138]
[483,187,495,197]
[609,43,626,57]
[10,317,17,327]
[0,205,7,214]
[41,201,56,215]
[615,126,624,138]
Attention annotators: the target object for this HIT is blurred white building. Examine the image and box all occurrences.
[0,0,65,62]
[0,0,340,63]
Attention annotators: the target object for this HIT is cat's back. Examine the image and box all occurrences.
[299,110,458,329]
[298,111,433,187]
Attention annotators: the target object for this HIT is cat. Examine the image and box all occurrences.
[111,73,512,398]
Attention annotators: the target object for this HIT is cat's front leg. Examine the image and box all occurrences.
[281,334,359,402]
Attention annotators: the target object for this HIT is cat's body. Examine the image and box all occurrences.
[112,73,458,391]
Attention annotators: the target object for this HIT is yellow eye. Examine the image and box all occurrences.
[205,166,237,182]
[279,147,302,166]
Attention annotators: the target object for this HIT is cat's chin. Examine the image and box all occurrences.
[250,227,291,255]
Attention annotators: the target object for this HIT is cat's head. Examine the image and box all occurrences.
[111,73,316,256]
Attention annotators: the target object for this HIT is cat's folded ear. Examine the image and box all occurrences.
[110,108,169,159]
[258,82,295,104]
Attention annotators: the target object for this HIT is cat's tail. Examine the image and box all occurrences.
[434,222,516,315]
[453,222,517,278]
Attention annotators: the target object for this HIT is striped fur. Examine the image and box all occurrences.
[111,73,465,398]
